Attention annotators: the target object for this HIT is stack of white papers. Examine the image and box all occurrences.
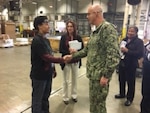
[120,41,127,48]
[69,40,81,50]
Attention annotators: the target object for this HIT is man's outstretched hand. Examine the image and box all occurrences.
[63,55,73,63]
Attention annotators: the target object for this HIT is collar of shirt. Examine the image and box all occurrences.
[37,33,46,38]
[93,20,106,33]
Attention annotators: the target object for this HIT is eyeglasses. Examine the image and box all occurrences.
[87,11,102,16]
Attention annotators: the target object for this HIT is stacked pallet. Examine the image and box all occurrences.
[14,38,30,46]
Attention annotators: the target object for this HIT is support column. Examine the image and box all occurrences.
[143,0,150,37]
[130,5,137,25]
[122,0,129,38]
[135,0,143,26]
[19,0,23,23]
[19,0,23,36]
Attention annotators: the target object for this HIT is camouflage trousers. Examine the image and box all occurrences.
[89,80,109,113]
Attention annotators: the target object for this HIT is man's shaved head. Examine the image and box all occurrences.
[87,4,104,26]
[88,4,103,13]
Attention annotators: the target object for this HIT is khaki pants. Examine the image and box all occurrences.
[62,63,79,101]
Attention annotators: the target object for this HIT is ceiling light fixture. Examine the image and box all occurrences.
[49,5,53,8]
[32,2,37,4]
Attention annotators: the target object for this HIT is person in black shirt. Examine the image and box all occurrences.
[140,40,150,113]
[30,16,64,113]
[115,26,144,106]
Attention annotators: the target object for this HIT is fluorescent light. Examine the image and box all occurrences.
[49,5,53,8]
[32,2,37,4]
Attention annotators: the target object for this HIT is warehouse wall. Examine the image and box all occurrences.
[2,0,149,35]
[21,0,134,15]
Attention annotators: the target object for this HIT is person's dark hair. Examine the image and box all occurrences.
[33,16,48,30]
[66,20,77,38]
[128,0,141,5]
[129,25,139,33]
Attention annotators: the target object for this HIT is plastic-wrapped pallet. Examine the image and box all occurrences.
[15,38,30,46]
[0,34,14,48]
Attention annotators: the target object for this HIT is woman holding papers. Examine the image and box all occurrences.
[59,20,84,104]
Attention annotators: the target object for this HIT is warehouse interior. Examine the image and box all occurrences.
[0,0,150,113]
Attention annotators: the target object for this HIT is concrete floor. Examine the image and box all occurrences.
[0,46,142,113]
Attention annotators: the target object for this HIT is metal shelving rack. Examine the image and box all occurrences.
[77,14,91,37]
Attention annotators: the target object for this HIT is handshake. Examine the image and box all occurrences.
[63,55,73,63]
[62,48,77,63]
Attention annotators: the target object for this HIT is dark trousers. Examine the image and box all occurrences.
[140,61,150,113]
[118,64,136,102]
[31,77,52,113]
[141,97,150,113]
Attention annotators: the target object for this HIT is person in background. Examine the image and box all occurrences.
[115,26,144,106]
[140,39,150,113]
[30,16,65,113]
[59,20,84,105]
[63,4,120,113]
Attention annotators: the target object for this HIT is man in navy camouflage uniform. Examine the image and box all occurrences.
[64,4,120,113]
